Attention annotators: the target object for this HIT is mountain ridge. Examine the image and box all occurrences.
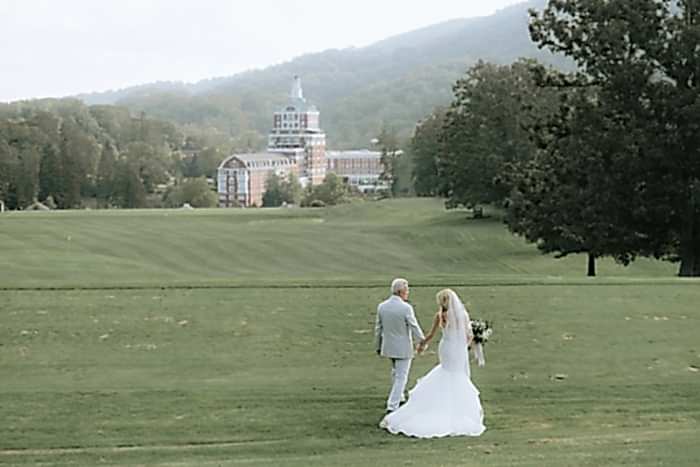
[74,0,556,148]
[78,1,551,105]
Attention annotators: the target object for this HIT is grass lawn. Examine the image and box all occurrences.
[0,198,678,289]
[1,199,698,466]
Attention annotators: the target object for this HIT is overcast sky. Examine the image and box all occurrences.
[0,0,525,102]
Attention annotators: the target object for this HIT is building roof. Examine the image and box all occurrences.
[326,150,382,159]
[278,102,318,113]
[327,149,404,159]
[277,76,319,113]
[236,152,292,163]
[268,148,305,155]
[218,153,294,170]
[290,75,304,101]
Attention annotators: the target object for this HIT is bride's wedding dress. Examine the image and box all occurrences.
[380,290,485,438]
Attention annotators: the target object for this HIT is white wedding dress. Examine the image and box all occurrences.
[380,291,485,438]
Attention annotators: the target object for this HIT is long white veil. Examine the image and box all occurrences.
[446,290,485,367]
[444,290,470,342]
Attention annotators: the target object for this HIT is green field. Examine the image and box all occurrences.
[0,198,679,288]
[1,199,698,466]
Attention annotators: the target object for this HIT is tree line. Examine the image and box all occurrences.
[410,0,700,277]
[0,99,232,210]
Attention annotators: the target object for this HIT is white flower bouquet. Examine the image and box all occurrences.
[470,320,493,367]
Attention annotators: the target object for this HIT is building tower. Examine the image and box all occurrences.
[268,76,327,186]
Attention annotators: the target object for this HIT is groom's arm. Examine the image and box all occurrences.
[406,305,425,342]
[374,306,383,355]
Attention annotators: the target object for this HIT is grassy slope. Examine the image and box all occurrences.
[1,199,698,466]
[0,199,678,289]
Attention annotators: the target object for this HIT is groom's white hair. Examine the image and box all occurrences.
[391,278,409,295]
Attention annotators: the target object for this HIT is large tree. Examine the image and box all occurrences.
[58,118,100,208]
[505,88,669,276]
[0,120,44,209]
[439,59,559,210]
[121,142,171,194]
[410,108,446,197]
[529,0,700,276]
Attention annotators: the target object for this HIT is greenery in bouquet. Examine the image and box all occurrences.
[471,320,493,344]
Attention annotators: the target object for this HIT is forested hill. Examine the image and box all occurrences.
[75,0,558,149]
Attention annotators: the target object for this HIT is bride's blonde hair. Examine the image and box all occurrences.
[436,289,452,311]
[436,289,453,327]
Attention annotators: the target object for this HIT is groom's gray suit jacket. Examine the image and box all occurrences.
[375,295,425,359]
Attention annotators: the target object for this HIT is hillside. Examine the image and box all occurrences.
[0,198,676,290]
[75,0,566,149]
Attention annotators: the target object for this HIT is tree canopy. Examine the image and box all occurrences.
[523,0,700,276]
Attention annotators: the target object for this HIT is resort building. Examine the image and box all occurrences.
[217,153,296,207]
[326,149,396,192]
[217,76,387,207]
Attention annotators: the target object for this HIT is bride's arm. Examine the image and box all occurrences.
[417,312,440,353]
[422,311,441,345]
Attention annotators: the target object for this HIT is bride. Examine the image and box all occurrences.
[379,289,486,438]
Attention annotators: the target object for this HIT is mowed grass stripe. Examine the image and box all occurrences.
[1,198,679,289]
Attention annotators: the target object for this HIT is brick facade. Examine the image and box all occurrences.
[217,77,389,206]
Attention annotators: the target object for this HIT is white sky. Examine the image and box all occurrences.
[0,0,525,102]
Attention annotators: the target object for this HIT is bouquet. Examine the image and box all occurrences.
[470,320,493,367]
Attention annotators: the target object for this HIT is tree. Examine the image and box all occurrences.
[505,89,665,276]
[262,172,303,207]
[179,146,223,178]
[301,172,349,207]
[0,99,182,210]
[58,118,100,208]
[529,0,700,276]
[439,59,559,210]
[283,173,303,205]
[38,143,63,205]
[96,142,118,206]
[164,177,217,208]
[262,173,285,207]
[113,159,146,208]
[121,142,171,193]
[0,120,43,209]
[377,126,402,196]
[411,108,446,197]
[0,137,17,208]
[16,145,41,208]
[33,111,63,204]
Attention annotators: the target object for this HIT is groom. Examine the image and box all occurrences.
[375,278,425,413]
